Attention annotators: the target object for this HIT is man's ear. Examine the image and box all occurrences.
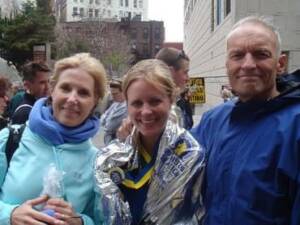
[277,54,288,76]
[23,80,31,92]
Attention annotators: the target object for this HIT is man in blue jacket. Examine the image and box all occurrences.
[192,16,300,225]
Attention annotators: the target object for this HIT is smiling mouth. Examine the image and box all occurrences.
[64,108,79,115]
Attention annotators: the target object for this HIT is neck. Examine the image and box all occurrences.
[139,134,160,156]
[239,89,280,102]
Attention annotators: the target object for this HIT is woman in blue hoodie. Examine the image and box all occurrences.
[0,53,106,225]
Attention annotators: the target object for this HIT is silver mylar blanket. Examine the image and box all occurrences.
[94,120,205,225]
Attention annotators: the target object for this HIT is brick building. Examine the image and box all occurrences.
[120,18,164,63]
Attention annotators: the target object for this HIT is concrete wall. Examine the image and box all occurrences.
[184,0,233,108]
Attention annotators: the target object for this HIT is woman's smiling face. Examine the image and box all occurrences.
[51,68,96,127]
[126,79,172,140]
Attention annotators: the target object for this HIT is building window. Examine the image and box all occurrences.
[73,0,78,3]
[89,0,93,4]
[95,9,99,17]
[143,28,149,39]
[216,0,222,25]
[134,0,137,8]
[80,7,84,17]
[108,10,111,17]
[119,10,123,18]
[73,7,78,16]
[138,0,143,8]
[131,28,137,39]
[155,28,160,40]
[89,8,93,17]
[143,43,148,56]
[211,0,214,31]
[120,0,123,6]
[155,44,160,53]
[224,0,231,16]
[95,0,100,4]
[107,0,111,5]
[125,0,129,7]
[80,0,84,2]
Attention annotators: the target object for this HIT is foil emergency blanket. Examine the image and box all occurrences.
[94,120,205,225]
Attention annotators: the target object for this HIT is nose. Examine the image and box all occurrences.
[141,104,152,115]
[242,53,256,69]
[67,91,79,104]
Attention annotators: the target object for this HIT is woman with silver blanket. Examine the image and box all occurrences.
[94,59,205,225]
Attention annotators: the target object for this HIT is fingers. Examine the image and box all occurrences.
[11,202,64,225]
[25,195,49,207]
[43,198,82,225]
[34,210,64,225]
[55,213,83,225]
[117,117,133,141]
[45,198,72,214]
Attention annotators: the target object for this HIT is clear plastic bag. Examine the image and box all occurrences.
[41,163,65,198]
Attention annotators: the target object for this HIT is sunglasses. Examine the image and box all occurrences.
[171,50,189,67]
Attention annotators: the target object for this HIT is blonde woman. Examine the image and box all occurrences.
[95,59,204,225]
[0,53,106,225]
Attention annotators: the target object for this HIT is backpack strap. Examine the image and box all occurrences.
[5,124,26,167]
[13,104,32,114]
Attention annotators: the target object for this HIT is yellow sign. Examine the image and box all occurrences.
[188,77,205,104]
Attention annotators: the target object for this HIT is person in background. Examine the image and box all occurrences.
[0,96,8,129]
[94,59,205,225]
[192,16,300,225]
[220,85,233,102]
[100,79,127,145]
[7,81,25,118]
[177,88,194,129]
[117,47,191,140]
[0,75,10,129]
[155,47,190,91]
[11,61,50,124]
[0,53,107,225]
[276,68,300,92]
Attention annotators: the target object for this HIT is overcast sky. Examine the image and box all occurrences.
[148,0,184,42]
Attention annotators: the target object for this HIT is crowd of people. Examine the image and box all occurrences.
[0,15,299,225]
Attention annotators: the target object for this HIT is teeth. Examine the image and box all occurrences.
[142,120,155,124]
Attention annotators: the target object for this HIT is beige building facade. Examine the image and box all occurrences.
[184,0,300,108]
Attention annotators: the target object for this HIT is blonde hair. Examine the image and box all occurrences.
[123,59,176,102]
[52,53,107,100]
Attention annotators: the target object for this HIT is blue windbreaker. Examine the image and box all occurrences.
[192,87,300,225]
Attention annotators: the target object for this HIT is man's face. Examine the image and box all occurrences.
[226,23,282,102]
[26,71,50,98]
[110,87,124,102]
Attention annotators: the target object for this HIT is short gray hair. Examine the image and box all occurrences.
[226,16,282,57]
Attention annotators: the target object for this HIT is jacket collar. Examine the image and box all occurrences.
[230,84,300,122]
